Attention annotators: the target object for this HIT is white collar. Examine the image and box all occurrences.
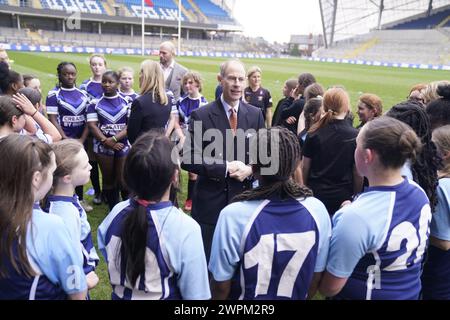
[221,95,239,118]
[161,60,175,70]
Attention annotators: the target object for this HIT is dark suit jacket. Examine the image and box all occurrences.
[181,99,265,225]
[165,61,188,101]
[127,92,171,144]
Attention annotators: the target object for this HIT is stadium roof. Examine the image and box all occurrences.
[319,0,450,47]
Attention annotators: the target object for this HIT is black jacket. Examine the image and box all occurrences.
[128,92,171,144]
[181,99,265,225]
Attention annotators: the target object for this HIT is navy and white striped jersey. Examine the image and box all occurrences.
[97,200,210,300]
[119,90,139,102]
[46,87,89,139]
[86,94,130,140]
[176,94,208,127]
[80,79,103,104]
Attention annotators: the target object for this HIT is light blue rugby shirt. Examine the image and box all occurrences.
[97,200,211,300]
[326,178,431,300]
[430,178,450,241]
[209,196,331,299]
[0,207,87,299]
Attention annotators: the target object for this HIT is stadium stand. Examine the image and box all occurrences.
[194,0,230,22]
[120,0,188,21]
[386,7,450,29]
[0,0,270,54]
[40,0,107,14]
[315,3,450,66]
[313,29,450,65]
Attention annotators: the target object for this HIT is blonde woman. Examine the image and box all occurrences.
[128,60,174,144]
[423,80,450,105]
[244,66,272,127]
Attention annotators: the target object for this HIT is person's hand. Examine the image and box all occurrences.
[286,116,297,125]
[230,163,252,182]
[12,93,37,115]
[113,142,125,151]
[289,88,298,99]
[103,137,116,149]
[178,134,186,148]
[340,200,352,208]
[227,161,243,175]
[86,271,99,290]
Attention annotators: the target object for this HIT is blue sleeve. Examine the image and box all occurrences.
[79,81,87,92]
[176,220,211,299]
[97,200,130,261]
[209,205,243,281]
[86,103,98,122]
[96,222,107,262]
[326,208,372,278]
[43,219,87,294]
[430,182,450,241]
[46,93,58,115]
[301,197,331,272]
[49,202,81,246]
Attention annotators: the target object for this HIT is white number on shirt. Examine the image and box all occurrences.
[384,205,431,271]
[244,231,316,298]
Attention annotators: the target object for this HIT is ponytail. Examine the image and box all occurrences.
[308,87,350,134]
[118,204,148,287]
[308,109,334,133]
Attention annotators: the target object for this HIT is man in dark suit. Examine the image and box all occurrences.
[181,60,265,261]
[159,41,188,101]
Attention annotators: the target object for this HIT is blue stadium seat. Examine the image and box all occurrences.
[389,8,450,29]
[117,0,188,20]
[39,0,106,15]
[193,0,231,21]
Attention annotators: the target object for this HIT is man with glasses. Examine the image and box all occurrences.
[181,59,265,262]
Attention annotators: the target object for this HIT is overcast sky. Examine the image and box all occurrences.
[227,0,322,43]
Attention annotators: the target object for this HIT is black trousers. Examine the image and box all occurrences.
[196,221,216,264]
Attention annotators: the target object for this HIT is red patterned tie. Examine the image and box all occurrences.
[229,107,237,135]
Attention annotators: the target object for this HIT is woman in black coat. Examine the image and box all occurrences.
[128,60,174,144]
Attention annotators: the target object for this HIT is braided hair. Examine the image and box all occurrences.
[234,127,313,202]
[56,61,77,88]
[386,100,440,210]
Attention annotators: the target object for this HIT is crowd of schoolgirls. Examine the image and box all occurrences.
[1,48,450,300]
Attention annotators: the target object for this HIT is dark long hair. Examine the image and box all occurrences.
[387,100,440,209]
[119,131,177,286]
[0,135,53,278]
[426,83,450,130]
[0,62,22,95]
[234,127,313,202]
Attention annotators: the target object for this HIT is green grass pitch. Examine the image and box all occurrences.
[7,50,448,299]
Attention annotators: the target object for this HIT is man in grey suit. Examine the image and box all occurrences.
[159,41,188,101]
